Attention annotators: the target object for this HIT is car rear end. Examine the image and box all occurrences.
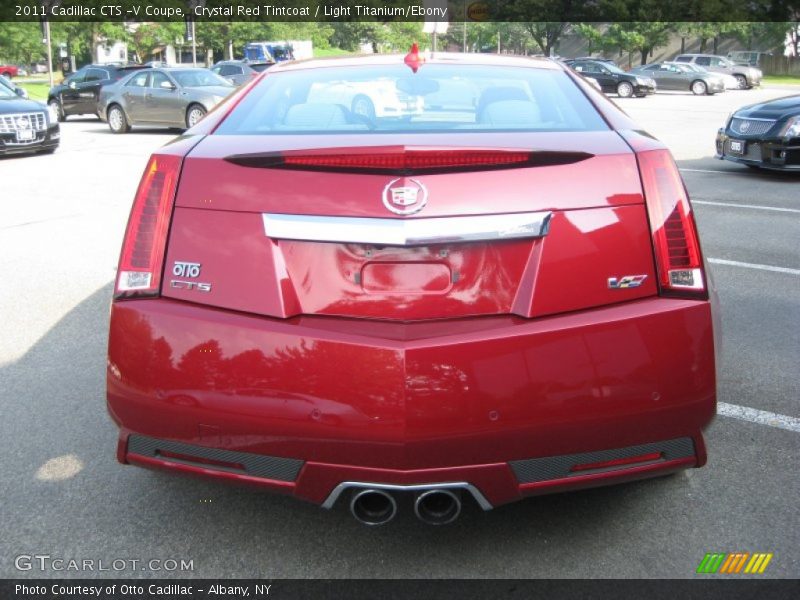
[107,55,717,522]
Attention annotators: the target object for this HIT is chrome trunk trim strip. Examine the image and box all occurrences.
[262,212,552,246]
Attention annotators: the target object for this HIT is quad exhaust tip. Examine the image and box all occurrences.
[350,489,398,526]
[414,489,462,525]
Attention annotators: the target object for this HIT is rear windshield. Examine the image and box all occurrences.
[215,64,609,135]
[170,69,231,88]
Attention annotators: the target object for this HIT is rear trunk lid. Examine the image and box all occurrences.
[162,131,657,320]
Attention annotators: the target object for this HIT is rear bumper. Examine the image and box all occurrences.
[108,296,716,507]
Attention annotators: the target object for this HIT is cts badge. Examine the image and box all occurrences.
[608,275,648,289]
[170,280,212,292]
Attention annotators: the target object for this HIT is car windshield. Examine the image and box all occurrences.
[602,63,627,75]
[216,63,609,135]
[171,69,232,88]
[0,84,15,98]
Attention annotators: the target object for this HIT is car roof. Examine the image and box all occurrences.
[268,52,559,73]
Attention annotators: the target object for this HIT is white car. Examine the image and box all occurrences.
[307,79,424,120]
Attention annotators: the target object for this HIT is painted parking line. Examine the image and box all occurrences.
[693,200,800,214]
[708,258,800,276]
[680,168,745,174]
[718,402,800,433]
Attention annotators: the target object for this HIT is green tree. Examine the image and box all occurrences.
[523,22,571,57]
[606,24,646,68]
[572,23,607,56]
[0,22,45,66]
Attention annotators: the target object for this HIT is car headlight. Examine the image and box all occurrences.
[47,102,59,124]
[781,116,800,139]
[724,111,734,128]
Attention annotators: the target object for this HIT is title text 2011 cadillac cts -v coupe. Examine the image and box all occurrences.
[107,50,717,526]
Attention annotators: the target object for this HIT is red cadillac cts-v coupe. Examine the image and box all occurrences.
[107,50,718,525]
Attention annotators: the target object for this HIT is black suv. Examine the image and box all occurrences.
[47,64,147,121]
[566,59,656,98]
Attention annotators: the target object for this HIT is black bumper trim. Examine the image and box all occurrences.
[509,437,695,483]
[127,434,304,482]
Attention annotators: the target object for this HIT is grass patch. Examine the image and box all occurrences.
[763,75,800,85]
[313,47,353,58]
[18,82,51,101]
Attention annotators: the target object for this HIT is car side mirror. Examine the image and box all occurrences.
[160,80,176,90]
[15,87,28,98]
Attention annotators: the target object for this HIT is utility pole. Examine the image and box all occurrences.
[39,2,54,87]
[462,0,467,52]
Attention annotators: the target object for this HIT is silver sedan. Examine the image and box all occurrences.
[98,68,235,133]
[631,62,726,95]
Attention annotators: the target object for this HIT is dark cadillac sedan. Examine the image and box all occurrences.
[716,95,800,170]
[0,83,59,156]
[108,50,717,526]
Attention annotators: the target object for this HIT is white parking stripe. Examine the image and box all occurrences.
[680,168,743,174]
[693,200,800,214]
[708,258,800,276]
[718,402,800,433]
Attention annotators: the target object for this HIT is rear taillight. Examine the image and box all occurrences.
[114,154,181,299]
[638,149,707,298]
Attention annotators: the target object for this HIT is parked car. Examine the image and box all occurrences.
[98,67,235,133]
[0,82,59,156]
[664,61,739,90]
[0,65,19,79]
[727,51,772,68]
[631,62,725,95]
[716,94,800,171]
[673,54,762,89]
[1,74,28,98]
[107,52,717,525]
[211,60,273,86]
[47,63,148,121]
[568,59,656,97]
[305,77,425,119]
[564,57,618,66]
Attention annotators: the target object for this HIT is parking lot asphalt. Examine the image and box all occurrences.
[0,85,798,579]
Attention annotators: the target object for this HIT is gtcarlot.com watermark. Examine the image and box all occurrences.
[14,554,194,573]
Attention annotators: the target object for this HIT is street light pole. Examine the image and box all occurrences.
[192,20,197,66]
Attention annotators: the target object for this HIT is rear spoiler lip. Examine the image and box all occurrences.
[224,147,595,176]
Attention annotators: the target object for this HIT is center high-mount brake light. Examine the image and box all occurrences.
[225,147,593,174]
[114,154,181,299]
[638,149,707,298]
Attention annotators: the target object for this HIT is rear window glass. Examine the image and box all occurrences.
[215,64,609,135]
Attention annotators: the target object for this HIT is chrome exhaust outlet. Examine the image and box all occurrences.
[414,489,462,525]
[349,489,398,526]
